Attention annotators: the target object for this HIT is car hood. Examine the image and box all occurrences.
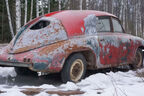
[8,17,68,54]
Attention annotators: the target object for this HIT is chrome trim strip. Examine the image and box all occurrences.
[0,61,32,67]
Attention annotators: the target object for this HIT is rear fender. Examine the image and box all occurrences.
[31,37,93,72]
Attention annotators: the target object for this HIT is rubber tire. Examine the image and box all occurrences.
[130,48,143,70]
[61,53,86,83]
[15,67,37,76]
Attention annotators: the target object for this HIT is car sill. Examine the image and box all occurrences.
[0,61,32,68]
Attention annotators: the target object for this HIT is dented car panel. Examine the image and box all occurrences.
[10,17,68,53]
[0,10,144,73]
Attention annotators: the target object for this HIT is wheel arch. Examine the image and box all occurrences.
[61,49,96,71]
[138,46,144,55]
[138,46,144,50]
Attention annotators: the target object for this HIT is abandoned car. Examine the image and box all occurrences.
[0,10,144,82]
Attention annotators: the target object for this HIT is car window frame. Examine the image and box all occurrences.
[110,17,125,33]
[97,16,113,33]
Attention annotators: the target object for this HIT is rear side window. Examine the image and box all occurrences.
[30,20,50,30]
[112,18,123,33]
[96,18,111,32]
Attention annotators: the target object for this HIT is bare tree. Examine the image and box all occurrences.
[41,0,44,15]
[16,0,21,33]
[80,0,83,10]
[59,0,62,11]
[24,0,27,24]
[30,0,33,20]
[36,0,39,17]
[135,1,138,36]
[48,0,50,13]
[5,0,14,38]
[86,0,89,10]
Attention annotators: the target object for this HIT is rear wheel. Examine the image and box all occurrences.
[61,53,86,83]
[130,48,143,69]
[15,67,37,76]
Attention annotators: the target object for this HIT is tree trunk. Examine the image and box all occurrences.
[30,0,33,20]
[136,2,138,36]
[111,0,113,14]
[48,0,50,13]
[59,0,61,11]
[5,0,14,38]
[86,0,89,10]
[24,0,27,24]
[36,0,39,17]
[123,0,126,29]
[16,0,21,33]
[80,0,83,10]
[138,0,142,37]
[41,0,44,15]
[120,0,123,21]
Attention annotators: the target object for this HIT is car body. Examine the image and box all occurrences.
[0,10,144,82]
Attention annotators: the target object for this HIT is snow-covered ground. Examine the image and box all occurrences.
[0,67,144,96]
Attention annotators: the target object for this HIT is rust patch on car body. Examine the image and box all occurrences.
[9,17,68,54]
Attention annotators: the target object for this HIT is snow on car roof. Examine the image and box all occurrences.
[44,10,116,37]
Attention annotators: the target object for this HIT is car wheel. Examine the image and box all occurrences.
[15,67,37,76]
[130,48,143,69]
[61,53,86,83]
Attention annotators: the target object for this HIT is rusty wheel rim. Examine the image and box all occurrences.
[70,59,84,82]
[135,50,143,68]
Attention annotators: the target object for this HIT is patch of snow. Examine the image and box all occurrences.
[0,67,16,77]
[39,84,56,89]
[60,82,79,91]
[0,91,26,96]
[0,68,144,96]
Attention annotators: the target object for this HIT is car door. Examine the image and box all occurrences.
[111,18,133,65]
[97,16,121,68]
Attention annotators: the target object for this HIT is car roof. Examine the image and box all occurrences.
[44,10,117,37]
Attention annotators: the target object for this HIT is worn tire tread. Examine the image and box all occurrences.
[61,53,86,83]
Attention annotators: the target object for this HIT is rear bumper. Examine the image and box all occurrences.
[0,61,32,68]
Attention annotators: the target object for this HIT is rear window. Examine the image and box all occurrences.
[30,20,50,30]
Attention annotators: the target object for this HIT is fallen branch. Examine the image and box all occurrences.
[21,88,43,95]
[21,88,85,96]
[47,89,85,96]
[0,90,5,93]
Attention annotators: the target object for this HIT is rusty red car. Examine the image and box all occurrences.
[0,10,144,82]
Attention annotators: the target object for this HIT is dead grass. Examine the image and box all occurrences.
[47,89,84,96]
[21,88,43,95]
[20,88,84,96]
[135,70,144,82]
[136,71,144,77]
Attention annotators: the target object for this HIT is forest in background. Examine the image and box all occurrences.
[0,0,144,42]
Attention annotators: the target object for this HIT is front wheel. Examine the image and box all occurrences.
[61,53,86,83]
[130,48,143,69]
